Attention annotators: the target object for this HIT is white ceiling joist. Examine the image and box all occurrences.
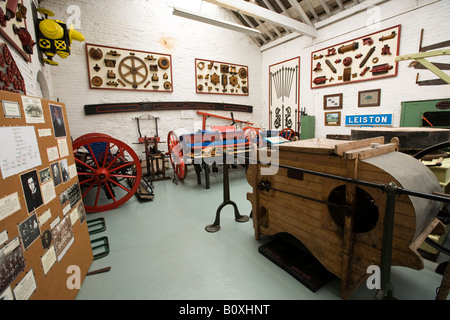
[202,0,317,38]
[287,0,314,27]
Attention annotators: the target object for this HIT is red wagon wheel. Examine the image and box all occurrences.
[279,128,296,141]
[72,134,142,213]
[167,130,187,181]
[243,126,262,146]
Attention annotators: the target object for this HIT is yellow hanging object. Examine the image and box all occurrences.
[68,25,85,44]
[56,50,70,59]
[39,19,64,39]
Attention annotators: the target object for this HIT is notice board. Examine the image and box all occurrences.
[0,91,93,300]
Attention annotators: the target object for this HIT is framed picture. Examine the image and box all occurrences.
[358,89,381,107]
[325,111,341,126]
[324,93,343,110]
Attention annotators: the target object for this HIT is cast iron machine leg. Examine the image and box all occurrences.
[374,181,397,300]
[205,151,249,232]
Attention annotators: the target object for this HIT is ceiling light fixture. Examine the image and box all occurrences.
[172,6,261,37]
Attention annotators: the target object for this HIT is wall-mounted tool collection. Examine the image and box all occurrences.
[0,0,33,62]
[311,25,401,89]
[0,43,25,94]
[86,43,173,92]
[195,58,249,96]
[269,57,300,132]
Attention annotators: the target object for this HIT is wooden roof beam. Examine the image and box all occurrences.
[203,0,317,38]
[287,0,315,28]
[261,0,290,34]
[303,0,321,21]
[319,0,332,17]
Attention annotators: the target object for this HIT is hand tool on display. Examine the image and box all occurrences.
[396,50,450,84]
[399,28,450,85]
[359,46,376,68]
[313,63,322,71]
[362,37,374,45]
[419,28,450,52]
[338,41,359,54]
[325,59,337,73]
[410,61,450,70]
[370,63,393,75]
[379,31,397,41]
[313,75,327,85]
[196,111,253,130]
[415,73,448,86]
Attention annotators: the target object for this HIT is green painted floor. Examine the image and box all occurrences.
[76,166,449,300]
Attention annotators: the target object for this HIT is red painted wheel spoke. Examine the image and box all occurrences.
[75,157,95,172]
[86,143,100,168]
[82,182,96,198]
[105,147,125,170]
[77,172,94,176]
[104,182,117,203]
[109,160,134,173]
[109,173,137,179]
[79,177,95,186]
[94,183,101,208]
[102,143,114,166]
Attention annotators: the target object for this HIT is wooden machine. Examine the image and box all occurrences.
[247,137,448,299]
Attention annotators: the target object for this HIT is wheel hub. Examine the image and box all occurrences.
[95,168,109,182]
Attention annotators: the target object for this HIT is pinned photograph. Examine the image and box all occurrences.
[49,104,67,137]
[60,159,70,183]
[51,162,62,187]
[0,237,26,294]
[22,96,44,123]
[20,170,44,213]
[39,167,52,184]
[18,213,41,250]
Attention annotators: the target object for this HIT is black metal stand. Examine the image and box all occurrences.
[374,181,397,300]
[205,151,249,232]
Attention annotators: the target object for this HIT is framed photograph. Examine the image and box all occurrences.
[325,111,341,126]
[358,89,381,107]
[324,93,343,110]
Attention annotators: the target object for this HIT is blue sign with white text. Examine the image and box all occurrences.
[345,114,392,126]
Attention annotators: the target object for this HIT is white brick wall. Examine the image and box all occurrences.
[261,0,450,139]
[4,0,449,153]
[38,0,262,155]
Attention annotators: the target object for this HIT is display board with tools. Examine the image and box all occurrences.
[85,43,173,92]
[195,58,249,95]
[311,25,401,88]
[0,0,32,62]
